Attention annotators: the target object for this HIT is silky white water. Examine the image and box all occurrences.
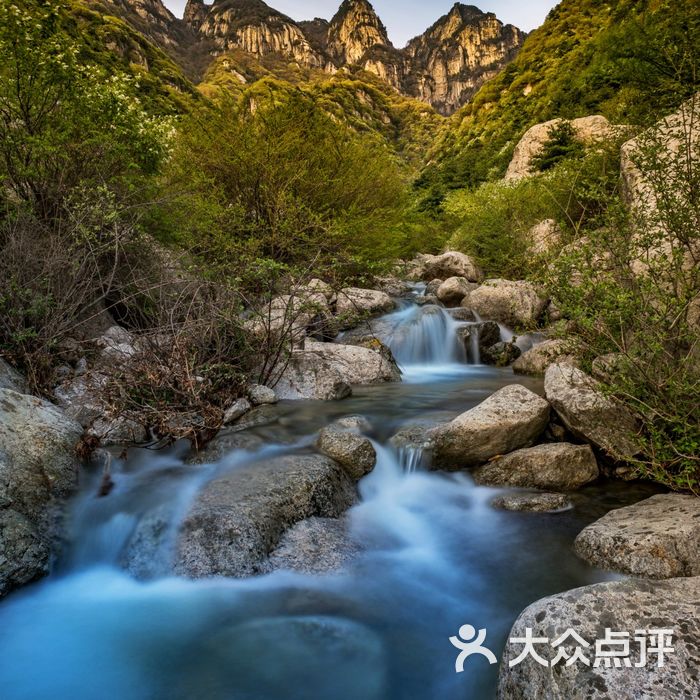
[0,301,656,700]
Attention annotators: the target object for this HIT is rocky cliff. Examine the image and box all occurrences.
[403,4,524,114]
[97,0,524,114]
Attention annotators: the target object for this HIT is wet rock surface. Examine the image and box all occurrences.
[498,576,700,700]
[491,492,573,513]
[574,494,700,579]
[175,454,357,578]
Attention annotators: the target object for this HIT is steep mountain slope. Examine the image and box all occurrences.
[422,0,700,192]
[103,0,524,114]
[404,4,524,114]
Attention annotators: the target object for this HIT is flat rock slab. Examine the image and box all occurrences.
[474,443,599,491]
[491,492,573,513]
[498,576,700,699]
[574,494,700,579]
[175,454,357,578]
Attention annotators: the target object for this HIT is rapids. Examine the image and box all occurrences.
[0,292,660,700]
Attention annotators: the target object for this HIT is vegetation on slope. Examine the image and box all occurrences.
[419,0,700,201]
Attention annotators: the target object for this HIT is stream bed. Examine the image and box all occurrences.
[0,299,662,700]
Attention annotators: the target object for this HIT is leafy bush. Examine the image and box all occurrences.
[549,99,700,492]
[443,142,622,277]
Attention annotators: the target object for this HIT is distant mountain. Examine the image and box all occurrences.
[91,0,525,114]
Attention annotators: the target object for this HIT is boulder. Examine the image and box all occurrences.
[425,279,443,296]
[544,363,641,461]
[448,307,476,322]
[436,277,476,307]
[175,454,357,578]
[527,219,562,256]
[53,372,147,445]
[0,359,28,394]
[315,417,376,481]
[491,492,572,513]
[223,398,252,425]
[590,352,629,383]
[96,325,138,366]
[465,280,549,328]
[264,517,361,575]
[274,341,400,401]
[482,341,522,367]
[506,115,618,181]
[432,385,550,469]
[473,443,599,491]
[335,288,395,327]
[498,577,700,699]
[512,339,579,376]
[0,390,82,596]
[244,293,329,342]
[247,384,278,406]
[574,494,700,579]
[409,251,484,283]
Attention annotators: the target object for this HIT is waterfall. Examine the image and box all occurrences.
[381,305,467,369]
[397,445,425,473]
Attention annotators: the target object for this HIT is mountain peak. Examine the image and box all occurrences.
[327,0,393,65]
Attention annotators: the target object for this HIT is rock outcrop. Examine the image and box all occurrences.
[499,577,700,699]
[526,219,562,256]
[506,115,619,181]
[544,363,641,461]
[274,341,400,401]
[574,494,700,579]
[403,3,524,115]
[473,443,599,491]
[176,453,356,578]
[0,390,82,597]
[432,385,550,469]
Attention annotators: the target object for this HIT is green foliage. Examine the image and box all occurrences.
[422,0,699,199]
[444,142,622,277]
[531,121,584,172]
[0,0,172,220]
[157,89,418,287]
[547,104,700,492]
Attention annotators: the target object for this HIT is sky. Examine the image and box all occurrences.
[163,1,558,47]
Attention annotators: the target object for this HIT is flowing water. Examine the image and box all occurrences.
[0,293,661,700]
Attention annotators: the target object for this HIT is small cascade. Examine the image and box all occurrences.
[397,445,425,473]
[382,305,467,369]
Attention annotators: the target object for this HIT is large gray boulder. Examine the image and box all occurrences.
[432,385,550,469]
[512,339,579,376]
[275,341,400,401]
[54,372,147,445]
[244,292,329,342]
[544,363,641,461]
[465,280,549,328]
[0,359,28,393]
[409,251,484,283]
[0,389,82,596]
[175,454,356,578]
[315,417,376,481]
[498,577,700,699]
[474,443,599,491]
[574,494,700,579]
